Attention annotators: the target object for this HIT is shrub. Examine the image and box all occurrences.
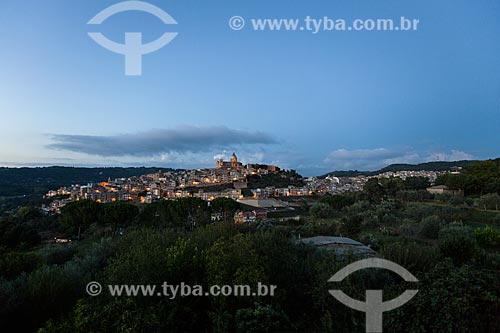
[477,193,500,210]
[438,224,479,264]
[339,214,362,237]
[0,250,42,279]
[347,200,372,214]
[380,241,440,272]
[235,303,291,333]
[475,226,500,248]
[310,203,334,219]
[360,211,379,227]
[418,215,441,239]
[381,213,399,225]
[358,233,381,251]
[448,195,465,206]
[319,194,355,210]
[398,219,420,238]
[39,243,78,266]
[387,261,500,332]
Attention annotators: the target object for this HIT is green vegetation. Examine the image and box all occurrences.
[1,161,500,331]
[436,159,500,195]
[247,170,304,189]
[320,160,474,178]
[0,167,180,196]
[0,192,498,332]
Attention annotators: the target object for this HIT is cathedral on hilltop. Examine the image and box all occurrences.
[216,152,243,170]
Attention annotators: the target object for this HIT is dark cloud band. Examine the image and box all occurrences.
[47,126,276,157]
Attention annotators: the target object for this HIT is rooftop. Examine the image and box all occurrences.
[297,236,377,259]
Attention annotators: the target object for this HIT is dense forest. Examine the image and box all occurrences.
[0,161,499,332]
[247,169,304,189]
[436,158,500,195]
[0,167,180,196]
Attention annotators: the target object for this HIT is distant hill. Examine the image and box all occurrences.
[318,170,375,178]
[319,160,476,178]
[0,160,481,196]
[378,160,475,172]
[0,167,181,197]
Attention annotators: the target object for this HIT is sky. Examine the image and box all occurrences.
[0,0,499,175]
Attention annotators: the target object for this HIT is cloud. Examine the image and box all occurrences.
[427,150,474,162]
[325,148,397,162]
[324,148,407,170]
[47,126,276,157]
[212,150,267,165]
[213,153,226,161]
[324,148,474,171]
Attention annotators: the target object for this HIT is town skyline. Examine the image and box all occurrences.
[1,0,499,175]
[0,149,478,176]
[43,151,445,214]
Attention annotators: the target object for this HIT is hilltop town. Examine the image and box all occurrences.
[44,153,444,216]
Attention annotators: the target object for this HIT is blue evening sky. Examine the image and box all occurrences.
[0,0,499,175]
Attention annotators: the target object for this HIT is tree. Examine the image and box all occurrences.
[477,193,500,210]
[435,173,466,190]
[211,198,239,222]
[0,249,41,279]
[363,178,384,202]
[387,261,500,332]
[418,215,442,239]
[339,214,362,236]
[380,177,405,197]
[320,194,355,210]
[99,202,139,227]
[235,303,291,333]
[438,225,479,264]
[60,200,101,239]
[206,234,267,318]
[0,218,41,249]
[403,177,430,190]
[463,160,500,195]
[176,197,210,229]
[310,203,334,219]
[475,226,500,248]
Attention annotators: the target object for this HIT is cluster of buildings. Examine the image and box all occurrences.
[304,170,444,194]
[43,154,446,214]
[376,170,443,182]
[44,154,280,213]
